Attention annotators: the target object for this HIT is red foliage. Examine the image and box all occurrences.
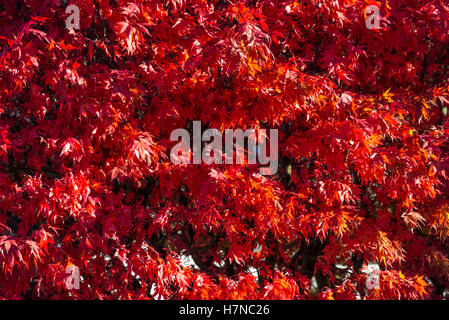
[0,0,449,299]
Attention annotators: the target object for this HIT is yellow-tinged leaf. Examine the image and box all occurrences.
[421,101,430,120]
[382,88,394,103]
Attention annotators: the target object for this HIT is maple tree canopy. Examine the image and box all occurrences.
[0,0,449,300]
